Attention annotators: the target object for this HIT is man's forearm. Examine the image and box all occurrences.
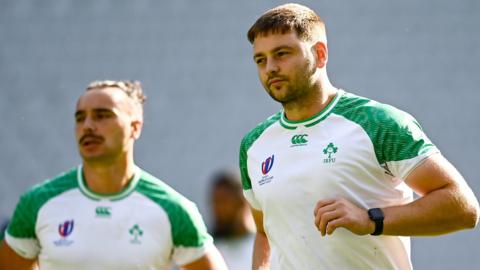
[253,232,270,270]
[383,183,479,236]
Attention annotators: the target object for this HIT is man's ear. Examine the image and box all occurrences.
[313,42,328,68]
[131,119,143,140]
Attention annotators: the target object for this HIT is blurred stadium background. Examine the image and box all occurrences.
[0,0,479,268]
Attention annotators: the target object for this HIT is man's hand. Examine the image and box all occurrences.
[313,197,375,236]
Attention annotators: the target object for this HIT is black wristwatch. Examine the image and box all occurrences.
[367,208,384,235]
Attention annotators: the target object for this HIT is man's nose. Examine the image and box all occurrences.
[82,116,96,131]
[266,58,279,76]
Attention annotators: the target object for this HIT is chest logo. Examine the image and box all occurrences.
[291,134,308,147]
[54,220,74,247]
[261,155,274,174]
[95,206,111,218]
[259,155,274,186]
[129,224,144,244]
[323,142,338,163]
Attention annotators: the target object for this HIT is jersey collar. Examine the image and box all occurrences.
[279,89,344,130]
[77,165,141,201]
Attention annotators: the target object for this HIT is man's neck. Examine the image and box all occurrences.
[283,82,337,122]
[82,157,136,195]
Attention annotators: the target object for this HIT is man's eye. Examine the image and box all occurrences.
[255,58,265,65]
[96,113,110,119]
[75,116,85,122]
[277,51,288,57]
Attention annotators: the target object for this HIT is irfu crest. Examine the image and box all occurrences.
[323,143,338,163]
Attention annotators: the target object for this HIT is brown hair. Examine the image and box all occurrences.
[247,3,326,44]
[86,80,146,106]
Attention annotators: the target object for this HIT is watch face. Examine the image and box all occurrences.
[369,208,384,221]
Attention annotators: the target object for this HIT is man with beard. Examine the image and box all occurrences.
[0,80,227,270]
[239,3,479,270]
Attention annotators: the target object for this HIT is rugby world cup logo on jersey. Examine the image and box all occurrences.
[54,220,74,246]
[259,155,274,186]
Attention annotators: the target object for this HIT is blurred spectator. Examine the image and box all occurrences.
[210,170,255,270]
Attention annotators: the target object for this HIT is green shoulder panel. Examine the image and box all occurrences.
[332,92,436,164]
[239,112,281,190]
[136,171,211,248]
[7,168,78,238]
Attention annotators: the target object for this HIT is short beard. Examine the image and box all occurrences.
[267,60,317,106]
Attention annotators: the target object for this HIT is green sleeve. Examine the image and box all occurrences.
[7,193,38,239]
[239,112,281,190]
[333,93,437,165]
[137,173,212,247]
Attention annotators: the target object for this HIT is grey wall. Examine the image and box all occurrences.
[1,0,479,269]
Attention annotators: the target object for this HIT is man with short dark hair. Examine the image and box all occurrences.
[0,80,227,270]
[240,3,479,269]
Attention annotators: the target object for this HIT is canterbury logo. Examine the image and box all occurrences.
[291,134,308,145]
[95,206,111,217]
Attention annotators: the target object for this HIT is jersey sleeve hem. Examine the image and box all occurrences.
[173,238,214,266]
[405,149,441,180]
[4,232,39,259]
[389,148,440,180]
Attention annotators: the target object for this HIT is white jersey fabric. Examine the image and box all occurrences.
[240,90,439,270]
[6,166,213,270]
[215,233,255,270]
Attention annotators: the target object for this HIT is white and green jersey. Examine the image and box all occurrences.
[240,90,439,270]
[5,166,213,270]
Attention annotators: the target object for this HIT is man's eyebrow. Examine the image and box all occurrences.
[272,45,293,51]
[254,45,293,59]
[92,108,115,114]
[253,52,265,59]
[74,108,115,117]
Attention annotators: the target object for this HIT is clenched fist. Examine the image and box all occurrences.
[314,197,375,236]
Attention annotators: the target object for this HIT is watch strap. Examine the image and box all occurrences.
[368,208,384,236]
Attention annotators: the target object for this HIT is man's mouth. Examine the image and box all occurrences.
[80,135,103,146]
[268,77,286,87]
